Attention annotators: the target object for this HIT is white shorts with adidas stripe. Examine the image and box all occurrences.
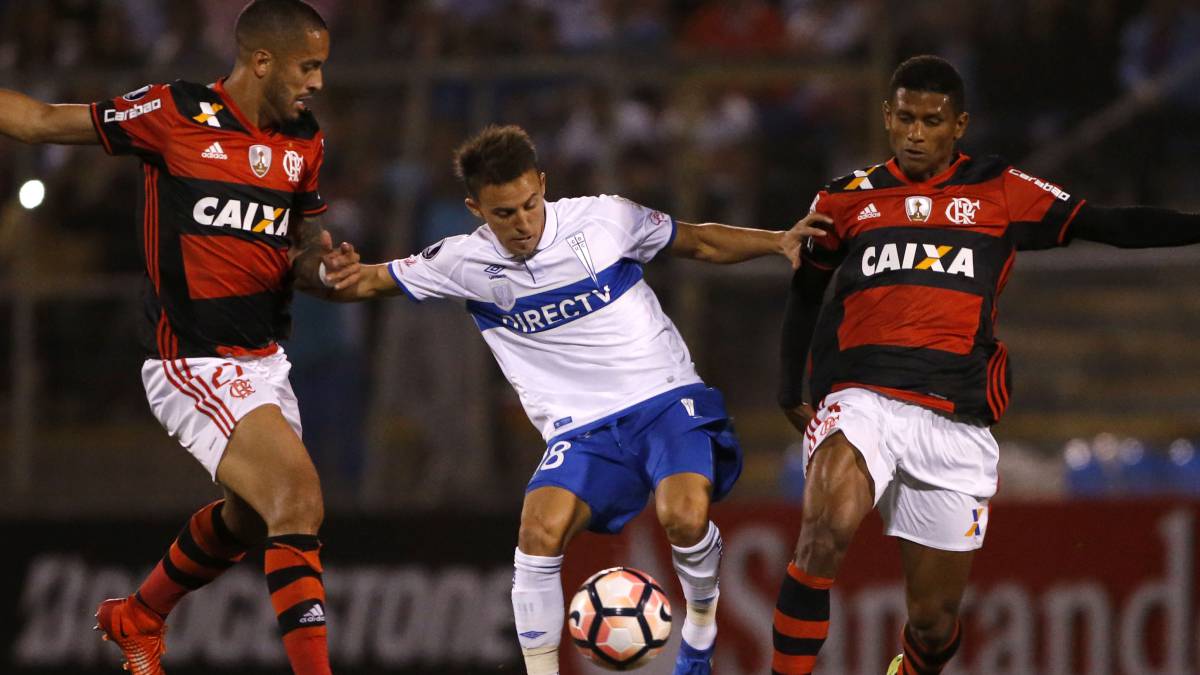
[141,347,303,479]
[802,387,997,551]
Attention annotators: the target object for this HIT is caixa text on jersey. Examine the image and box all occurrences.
[192,197,291,236]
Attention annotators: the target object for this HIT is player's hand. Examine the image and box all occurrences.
[319,230,362,291]
[780,212,832,270]
[783,403,816,434]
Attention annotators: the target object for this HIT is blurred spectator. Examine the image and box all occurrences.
[679,0,787,57]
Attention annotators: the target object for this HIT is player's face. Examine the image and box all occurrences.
[263,28,329,124]
[467,170,547,258]
[883,88,968,181]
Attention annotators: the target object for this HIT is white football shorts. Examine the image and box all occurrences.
[141,348,303,480]
[802,387,997,551]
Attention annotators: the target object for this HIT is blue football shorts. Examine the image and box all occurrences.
[526,384,743,534]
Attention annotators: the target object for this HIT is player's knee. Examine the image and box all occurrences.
[263,470,325,534]
[517,514,571,556]
[906,597,959,645]
[657,500,709,547]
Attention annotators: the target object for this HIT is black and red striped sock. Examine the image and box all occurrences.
[771,562,833,674]
[900,620,962,675]
[265,534,331,675]
[136,500,247,617]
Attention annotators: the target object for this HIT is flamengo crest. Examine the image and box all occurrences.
[249,145,272,178]
[945,198,981,225]
[283,150,304,183]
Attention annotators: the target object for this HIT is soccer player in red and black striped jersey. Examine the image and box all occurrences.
[0,2,360,674]
[772,55,1200,675]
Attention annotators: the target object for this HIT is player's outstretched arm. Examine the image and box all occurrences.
[0,89,98,145]
[669,212,830,267]
[1067,203,1200,248]
[325,264,404,302]
[778,263,834,433]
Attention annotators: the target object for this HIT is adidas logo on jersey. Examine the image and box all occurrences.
[201,142,228,160]
[298,603,326,625]
[856,203,881,221]
[861,243,975,278]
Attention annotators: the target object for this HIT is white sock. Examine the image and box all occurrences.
[512,548,564,675]
[671,521,723,650]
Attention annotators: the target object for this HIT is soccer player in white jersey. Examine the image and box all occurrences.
[331,125,829,675]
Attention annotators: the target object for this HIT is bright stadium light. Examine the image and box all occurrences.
[18,180,45,210]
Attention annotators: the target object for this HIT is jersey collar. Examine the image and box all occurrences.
[488,199,559,260]
[212,78,269,139]
[885,152,970,186]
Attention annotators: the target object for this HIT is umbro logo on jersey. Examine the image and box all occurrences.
[201,142,228,160]
[193,102,223,127]
[856,203,881,221]
[193,197,290,236]
[298,603,326,625]
[861,242,975,278]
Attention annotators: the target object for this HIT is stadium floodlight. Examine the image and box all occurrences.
[18,179,45,210]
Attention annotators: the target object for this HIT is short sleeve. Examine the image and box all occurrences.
[800,190,846,270]
[386,238,469,302]
[1003,167,1086,250]
[295,132,327,216]
[602,195,676,263]
[90,83,174,157]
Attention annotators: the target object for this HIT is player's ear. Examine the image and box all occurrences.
[464,197,483,220]
[881,99,892,131]
[538,171,547,195]
[252,49,273,78]
[954,111,969,141]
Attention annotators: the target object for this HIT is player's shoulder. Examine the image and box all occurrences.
[421,229,487,262]
[552,194,654,224]
[939,154,1012,187]
[822,162,904,194]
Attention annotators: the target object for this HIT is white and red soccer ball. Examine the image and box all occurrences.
[567,567,672,670]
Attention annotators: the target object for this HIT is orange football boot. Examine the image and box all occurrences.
[95,596,168,675]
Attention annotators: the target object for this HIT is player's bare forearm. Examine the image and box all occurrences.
[326,264,403,302]
[670,212,830,267]
[0,89,98,145]
[290,215,362,297]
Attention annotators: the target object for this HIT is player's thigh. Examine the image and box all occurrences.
[215,404,323,527]
[802,431,875,532]
[898,537,975,631]
[519,485,592,555]
[527,429,648,536]
[793,431,876,575]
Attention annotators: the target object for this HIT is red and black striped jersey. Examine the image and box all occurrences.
[90,79,327,359]
[802,153,1085,424]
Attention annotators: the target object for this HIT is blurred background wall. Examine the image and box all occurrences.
[3,2,1200,674]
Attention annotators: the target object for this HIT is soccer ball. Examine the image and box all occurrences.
[567,566,672,670]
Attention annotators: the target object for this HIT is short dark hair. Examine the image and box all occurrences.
[235,0,326,54]
[889,55,965,112]
[453,125,540,198]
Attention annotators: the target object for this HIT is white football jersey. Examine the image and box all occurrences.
[388,195,703,439]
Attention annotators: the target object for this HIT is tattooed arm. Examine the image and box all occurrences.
[289,214,362,297]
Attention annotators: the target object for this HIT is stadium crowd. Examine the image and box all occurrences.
[2,0,1199,505]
